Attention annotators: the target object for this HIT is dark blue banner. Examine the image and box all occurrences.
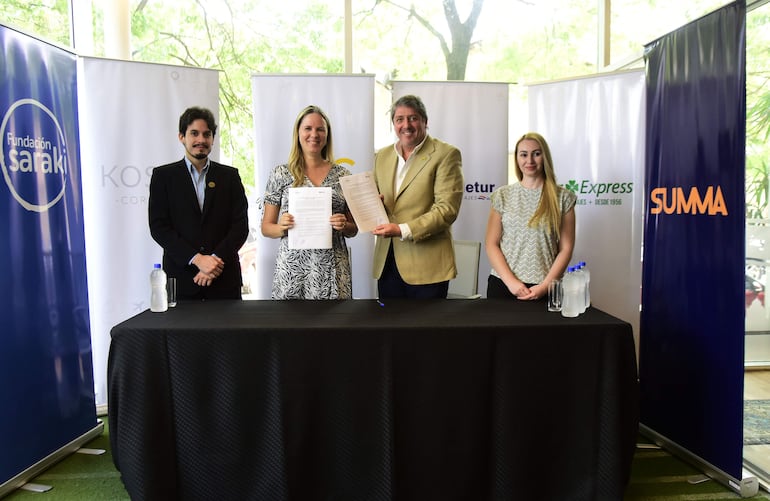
[641,1,746,479]
[0,24,96,485]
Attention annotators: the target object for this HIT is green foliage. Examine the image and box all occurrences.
[477,1,598,84]
[117,0,346,193]
[746,7,770,219]
[0,0,70,46]
[610,0,731,64]
[4,0,769,217]
[354,0,447,81]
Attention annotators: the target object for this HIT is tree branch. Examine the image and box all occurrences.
[157,32,203,67]
[379,1,450,58]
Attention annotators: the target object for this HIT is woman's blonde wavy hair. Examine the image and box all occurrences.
[288,105,334,187]
[513,132,563,235]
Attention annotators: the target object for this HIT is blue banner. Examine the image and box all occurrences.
[641,1,746,479]
[0,24,96,485]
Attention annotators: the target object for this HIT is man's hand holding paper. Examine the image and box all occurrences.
[339,171,389,233]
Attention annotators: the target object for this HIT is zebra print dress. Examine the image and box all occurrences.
[263,163,353,299]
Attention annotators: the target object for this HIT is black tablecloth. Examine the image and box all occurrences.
[108,299,638,501]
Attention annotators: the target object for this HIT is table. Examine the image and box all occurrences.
[108,299,638,501]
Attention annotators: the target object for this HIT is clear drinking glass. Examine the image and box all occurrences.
[547,279,562,312]
[167,277,177,307]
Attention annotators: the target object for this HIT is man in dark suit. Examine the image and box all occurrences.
[149,106,249,300]
[372,95,463,299]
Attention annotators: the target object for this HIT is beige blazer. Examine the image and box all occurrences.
[372,135,463,285]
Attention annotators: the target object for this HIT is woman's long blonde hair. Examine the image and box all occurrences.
[288,105,334,187]
[514,132,562,235]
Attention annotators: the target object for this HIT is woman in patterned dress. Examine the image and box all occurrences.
[261,105,358,299]
[485,132,576,300]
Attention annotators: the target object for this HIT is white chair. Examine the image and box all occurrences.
[448,240,481,299]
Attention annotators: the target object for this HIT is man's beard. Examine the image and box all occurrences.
[192,152,207,160]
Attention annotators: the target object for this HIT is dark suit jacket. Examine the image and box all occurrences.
[372,135,463,284]
[149,158,249,300]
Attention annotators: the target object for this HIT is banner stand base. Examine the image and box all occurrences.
[743,457,770,494]
[0,419,104,498]
[19,482,52,493]
[640,423,760,498]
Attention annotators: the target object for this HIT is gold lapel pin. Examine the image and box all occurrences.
[208,181,216,188]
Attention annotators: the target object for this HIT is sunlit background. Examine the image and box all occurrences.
[2,0,766,198]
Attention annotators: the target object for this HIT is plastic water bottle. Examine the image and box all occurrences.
[150,263,168,312]
[573,263,587,314]
[581,261,591,309]
[561,266,580,318]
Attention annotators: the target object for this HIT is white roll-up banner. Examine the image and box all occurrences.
[78,58,219,407]
[528,70,645,348]
[251,74,376,299]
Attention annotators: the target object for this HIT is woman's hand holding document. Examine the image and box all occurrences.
[288,187,332,249]
[338,171,388,233]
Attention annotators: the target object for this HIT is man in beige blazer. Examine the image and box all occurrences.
[372,94,463,299]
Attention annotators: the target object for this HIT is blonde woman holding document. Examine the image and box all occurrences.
[261,105,358,299]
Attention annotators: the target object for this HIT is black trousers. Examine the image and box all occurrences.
[377,244,449,299]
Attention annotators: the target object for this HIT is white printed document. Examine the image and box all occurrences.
[288,187,332,249]
[338,171,389,233]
